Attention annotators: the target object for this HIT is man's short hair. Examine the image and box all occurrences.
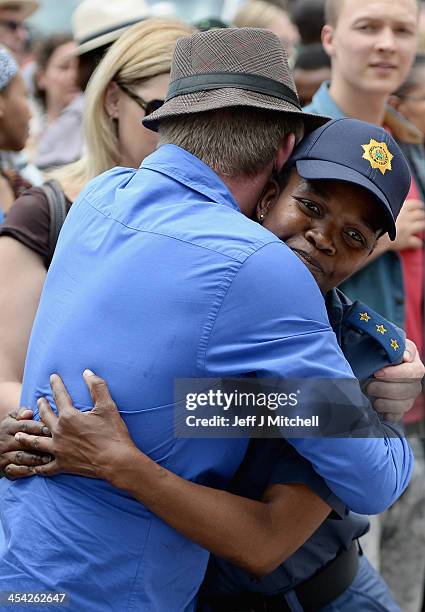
[158,108,304,178]
[324,0,343,27]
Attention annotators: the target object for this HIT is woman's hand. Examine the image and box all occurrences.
[0,408,51,478]
[9,371,138,483]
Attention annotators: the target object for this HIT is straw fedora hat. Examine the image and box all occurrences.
[0,0,38,19]
[72,0,150,56]
[143,27,329,133]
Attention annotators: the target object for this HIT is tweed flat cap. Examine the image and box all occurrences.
[143,27,329,132]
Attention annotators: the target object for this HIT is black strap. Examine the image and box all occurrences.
[296,541,359,611]
[166,72,301,109]
[199,541,359,612]
[77,18,143,46]
[41,179,68,266]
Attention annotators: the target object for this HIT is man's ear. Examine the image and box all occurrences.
[256,178,280,223]
[104,81,121,120]
[322,25,336,58]
[275,133,296,173]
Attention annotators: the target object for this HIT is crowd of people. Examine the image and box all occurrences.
[0,0,424,611]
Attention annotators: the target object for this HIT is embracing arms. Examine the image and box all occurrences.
[2,348,422,576]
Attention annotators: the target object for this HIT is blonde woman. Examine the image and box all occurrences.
[233,0,299,59]
[0,17,192,418]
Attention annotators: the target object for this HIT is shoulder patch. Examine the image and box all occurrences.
[344,301,405,364]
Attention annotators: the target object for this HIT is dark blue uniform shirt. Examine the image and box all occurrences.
[201,289,406,598]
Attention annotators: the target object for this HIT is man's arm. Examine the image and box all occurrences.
[11,372,331,576]
[2,342,422,573]
[203,243,415,514]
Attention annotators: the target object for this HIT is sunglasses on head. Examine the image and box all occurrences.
[116,82,164,117]
[0,19,27,32]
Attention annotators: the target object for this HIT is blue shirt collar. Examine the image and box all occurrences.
[311,81,345,119]
[141,144,241,212]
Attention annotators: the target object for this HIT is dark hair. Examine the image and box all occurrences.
[33,33,73,109]
[291,0,325,44]
[77,43,110,91]
[294,42,330,70]
[394,54,425,98]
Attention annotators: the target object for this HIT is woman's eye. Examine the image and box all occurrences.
[346,229,366,246]
[296,199,321,216]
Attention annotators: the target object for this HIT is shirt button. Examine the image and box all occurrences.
[395,297,404,305]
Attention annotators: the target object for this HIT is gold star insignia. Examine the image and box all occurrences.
[376,324,387,335]
[390,339,400,351]
[362,139,393,175]
[359,312,371,322]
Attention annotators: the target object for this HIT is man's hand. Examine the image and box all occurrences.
[0,409,51,478]
[366,339,425,422]
[391,199,425,251]
[10,370,137,483]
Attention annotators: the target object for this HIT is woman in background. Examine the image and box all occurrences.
[31,34,81,170]
[391,55,425,142]
[233,0,299,59]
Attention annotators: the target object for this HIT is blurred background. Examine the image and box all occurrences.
[28,0,246,33]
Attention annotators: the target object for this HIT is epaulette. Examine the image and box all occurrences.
[344,300,405,365]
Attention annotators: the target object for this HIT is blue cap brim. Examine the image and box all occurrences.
[295,159,397,240]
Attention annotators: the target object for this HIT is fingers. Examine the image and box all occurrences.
[14,432,55,454]
[374,361,424,380]
[33,460,60,477]
[6,417,50,437]
[12,408,34,420]
[1,450,51,468]
[49,374,74,414]
[37,397,57,433]
[83,370,116,410]
[367,379,422,401]
[373,397,414,416]
[403,339,417,364]
[403,199,425,210]
[2,464,38,480]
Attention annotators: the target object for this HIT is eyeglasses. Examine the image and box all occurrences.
[116,82,164,116]
[395,93,425,103]
[0,19,28,32]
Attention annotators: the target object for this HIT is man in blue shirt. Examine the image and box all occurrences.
[0,28,416,612]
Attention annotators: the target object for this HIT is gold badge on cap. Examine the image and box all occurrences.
[361,139,393,175]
